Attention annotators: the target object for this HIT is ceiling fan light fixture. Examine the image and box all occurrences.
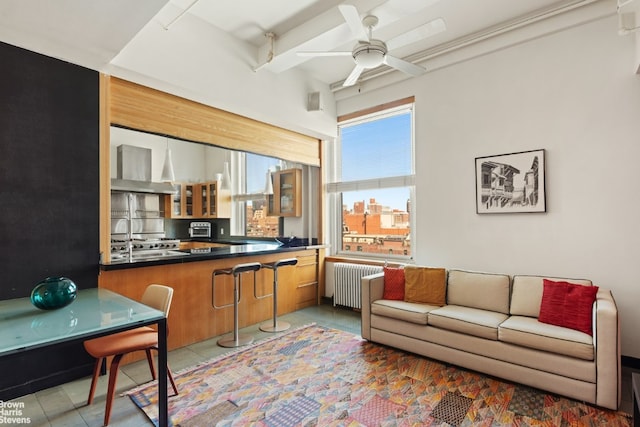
[353,40,386,69]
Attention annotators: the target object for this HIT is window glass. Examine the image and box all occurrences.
[341,188,411,257]
[331,104,414,259]
[243,153,280,237]
[341,112,412,181]
[246,153,278,193]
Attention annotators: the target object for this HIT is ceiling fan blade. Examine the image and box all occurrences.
[386,18,446,51]
[297,51,352,57]
[383,55,425,76]
[338,5,369,42]
[343,64,365,87]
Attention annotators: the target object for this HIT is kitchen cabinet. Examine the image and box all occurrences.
[165,181,230,219]
[165,182,197,218]
[268,168,302,217]
[198,181,231,218]
[295,250,318,310]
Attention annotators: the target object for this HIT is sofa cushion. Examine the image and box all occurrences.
[538,279,599,335]
[404,266,446,306]
[446,270,510,314]
[428,305,508,340]
[371,299,438,325]
[499,316,594,360]
[382,266,405,300]
[510,275,593,318]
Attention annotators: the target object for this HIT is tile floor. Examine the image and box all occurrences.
[8,303,637,426]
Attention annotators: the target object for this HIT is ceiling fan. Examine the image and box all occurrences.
[298,5,446,87]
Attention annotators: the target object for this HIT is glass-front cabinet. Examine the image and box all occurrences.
[200,181,231,218]
[199,183,212,217]
[166,181,230,219]
[268,168,302,217]
[166,183,196,218]
[184,183,195,217]
[169,183,182,217]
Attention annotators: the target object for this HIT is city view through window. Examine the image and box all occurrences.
[244,153,280,237]
[246,199,279,237]
[342,189,411,256]
[339,109,413,257]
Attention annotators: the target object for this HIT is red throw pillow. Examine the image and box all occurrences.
[383,266,405,300]
[538,279,599,335]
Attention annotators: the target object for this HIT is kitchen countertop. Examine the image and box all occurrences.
[101,239,326,271]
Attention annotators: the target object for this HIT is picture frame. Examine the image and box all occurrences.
[475,149,546,214]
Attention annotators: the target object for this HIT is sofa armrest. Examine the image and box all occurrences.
[594,288,621,410]
[361,272,384,340]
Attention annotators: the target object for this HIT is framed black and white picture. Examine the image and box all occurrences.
[475,149,546,214]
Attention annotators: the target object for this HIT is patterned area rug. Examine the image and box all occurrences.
[127,324,630,426]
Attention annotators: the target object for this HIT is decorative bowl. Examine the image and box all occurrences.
[30,277,77,310]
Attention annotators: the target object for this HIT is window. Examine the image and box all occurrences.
[233,153,281,237]
[327,100,415,259]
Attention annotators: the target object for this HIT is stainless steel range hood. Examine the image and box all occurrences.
[111,144,176,195]
[111,178,176,194]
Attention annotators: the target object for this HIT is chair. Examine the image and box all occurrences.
[84,284,179,426]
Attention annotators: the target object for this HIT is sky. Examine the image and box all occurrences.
[340,112,412,212]
[246,153,279,194]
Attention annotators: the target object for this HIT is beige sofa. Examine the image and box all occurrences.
[360,269,621,410]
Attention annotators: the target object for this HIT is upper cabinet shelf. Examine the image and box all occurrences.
[268,168,302,217]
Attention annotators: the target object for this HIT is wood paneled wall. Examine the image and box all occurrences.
[108,77,320,166]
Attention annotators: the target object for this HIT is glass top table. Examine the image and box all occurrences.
[0,288,169,426]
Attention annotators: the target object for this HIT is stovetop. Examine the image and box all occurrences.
[111,238,180,252]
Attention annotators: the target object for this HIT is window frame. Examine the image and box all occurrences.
[327,100,416,261]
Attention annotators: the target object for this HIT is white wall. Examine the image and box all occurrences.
[106,10,338,142]
[110,127,227,182]
[337,15,640,358]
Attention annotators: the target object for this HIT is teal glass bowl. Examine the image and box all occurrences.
[30,277,77,310]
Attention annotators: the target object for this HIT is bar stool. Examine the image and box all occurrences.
[212,262,261,347]
[259,258,298,332]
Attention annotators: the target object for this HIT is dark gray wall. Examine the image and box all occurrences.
[0,41,99,398]
[0,42,99,299]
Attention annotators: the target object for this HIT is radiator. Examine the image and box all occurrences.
[333,262,383,309]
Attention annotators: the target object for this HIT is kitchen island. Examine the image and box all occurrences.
[99,241,323,361]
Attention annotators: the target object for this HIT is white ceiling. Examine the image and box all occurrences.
[0,0,609,89]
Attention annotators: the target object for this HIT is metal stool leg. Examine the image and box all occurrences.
[260,258,297,333]
[214,262,261,348]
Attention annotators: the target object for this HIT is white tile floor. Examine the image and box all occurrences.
[8,304,635,426]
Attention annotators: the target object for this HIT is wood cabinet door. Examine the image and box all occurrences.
[295,252,318,309]
[268,168,302,217]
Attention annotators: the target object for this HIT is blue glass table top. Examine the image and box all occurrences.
[0,288,165,356]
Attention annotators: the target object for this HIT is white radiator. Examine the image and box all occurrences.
[333,262,383,309]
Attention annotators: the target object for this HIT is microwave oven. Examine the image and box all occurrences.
[189,222,211,238]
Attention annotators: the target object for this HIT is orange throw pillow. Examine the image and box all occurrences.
[383,266,405,300]
[404,266,446,306]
